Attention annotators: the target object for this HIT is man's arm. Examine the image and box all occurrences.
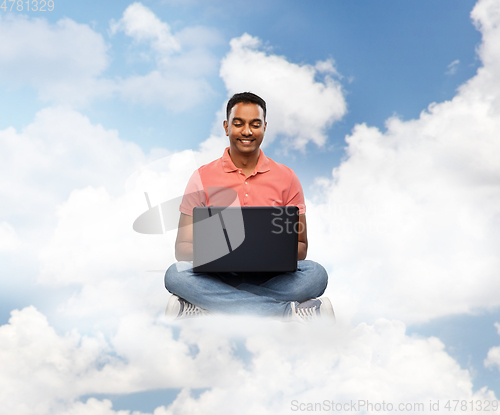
[175,213,193,261]
[298,213,308,261]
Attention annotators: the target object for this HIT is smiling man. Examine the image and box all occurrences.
[164,92,334,323]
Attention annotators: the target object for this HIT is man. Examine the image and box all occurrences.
[164,92,334,323]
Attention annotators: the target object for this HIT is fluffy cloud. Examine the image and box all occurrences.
[485,323,500,372]
[306,0,500,325]
[0,14,112,105]
[0,307,245,414]
[0,306,110,415]
[0,106,145,226]
[110,2,180,56]
[111,3,220,111]
[156,318,499,415]
[220,34,346,150]
[0,106,148,307]
[446,59,460,75]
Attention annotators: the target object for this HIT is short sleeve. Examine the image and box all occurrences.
[286,170,306,215]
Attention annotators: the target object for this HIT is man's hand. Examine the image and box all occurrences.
[175,213,194,261]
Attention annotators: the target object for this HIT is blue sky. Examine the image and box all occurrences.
[1,0,500,414]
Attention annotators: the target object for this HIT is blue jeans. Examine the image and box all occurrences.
[164,260,328,318]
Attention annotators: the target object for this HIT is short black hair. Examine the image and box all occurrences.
[226,92,267,121]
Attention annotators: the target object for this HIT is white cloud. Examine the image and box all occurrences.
[305,0,500,325]
[446,59,460,75]
[0,106,145,227]
[110,3,220,111]
[37,186,166,286]
[0,306,110,415]
[0,14,112,105]
[110,2,180,56]
[220,33,347,150]
[315,58,341,77]
[0,308,247,414]
[485,323,500,372]
[0,106,148,303]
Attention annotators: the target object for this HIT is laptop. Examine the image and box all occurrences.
[193,206,299,273]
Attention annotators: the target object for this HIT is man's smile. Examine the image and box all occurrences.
[238,138,255,144]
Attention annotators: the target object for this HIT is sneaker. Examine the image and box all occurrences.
[165,295,209,320]
[291,297,336,324]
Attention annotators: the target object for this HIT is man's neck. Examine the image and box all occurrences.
[229,148,260,172]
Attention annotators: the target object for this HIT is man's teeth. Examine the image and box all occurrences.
[240,139,252,143]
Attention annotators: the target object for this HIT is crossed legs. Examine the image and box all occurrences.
[164,260,328,318]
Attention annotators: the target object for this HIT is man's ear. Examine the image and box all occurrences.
[223,120,229,136]
[264,121,267,132]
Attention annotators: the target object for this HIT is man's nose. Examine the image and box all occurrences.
[242,124,252,136]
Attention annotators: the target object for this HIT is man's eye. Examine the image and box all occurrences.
[251,124,261,128]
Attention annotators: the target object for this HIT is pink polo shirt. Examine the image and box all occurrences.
[179,147,306,216]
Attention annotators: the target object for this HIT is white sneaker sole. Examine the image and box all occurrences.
[165,294,181,320]
[319,297,336,325]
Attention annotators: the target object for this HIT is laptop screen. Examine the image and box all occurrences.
[193,206,299,273]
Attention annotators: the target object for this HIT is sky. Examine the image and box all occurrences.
[1,0,500,413]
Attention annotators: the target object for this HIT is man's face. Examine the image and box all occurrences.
[223,102,267,157]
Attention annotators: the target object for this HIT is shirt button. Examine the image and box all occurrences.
[245,181,248,184]
[245,194,248,197]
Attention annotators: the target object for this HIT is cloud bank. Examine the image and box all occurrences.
[307,0,500,324]
[2,308,498,414]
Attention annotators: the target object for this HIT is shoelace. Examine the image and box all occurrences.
[180,300,207,317]
[295,302,320,321]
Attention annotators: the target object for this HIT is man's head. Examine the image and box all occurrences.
[226,92,266,121]
[224,92,267,158]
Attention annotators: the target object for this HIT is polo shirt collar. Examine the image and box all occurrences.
[222,147,271,174]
